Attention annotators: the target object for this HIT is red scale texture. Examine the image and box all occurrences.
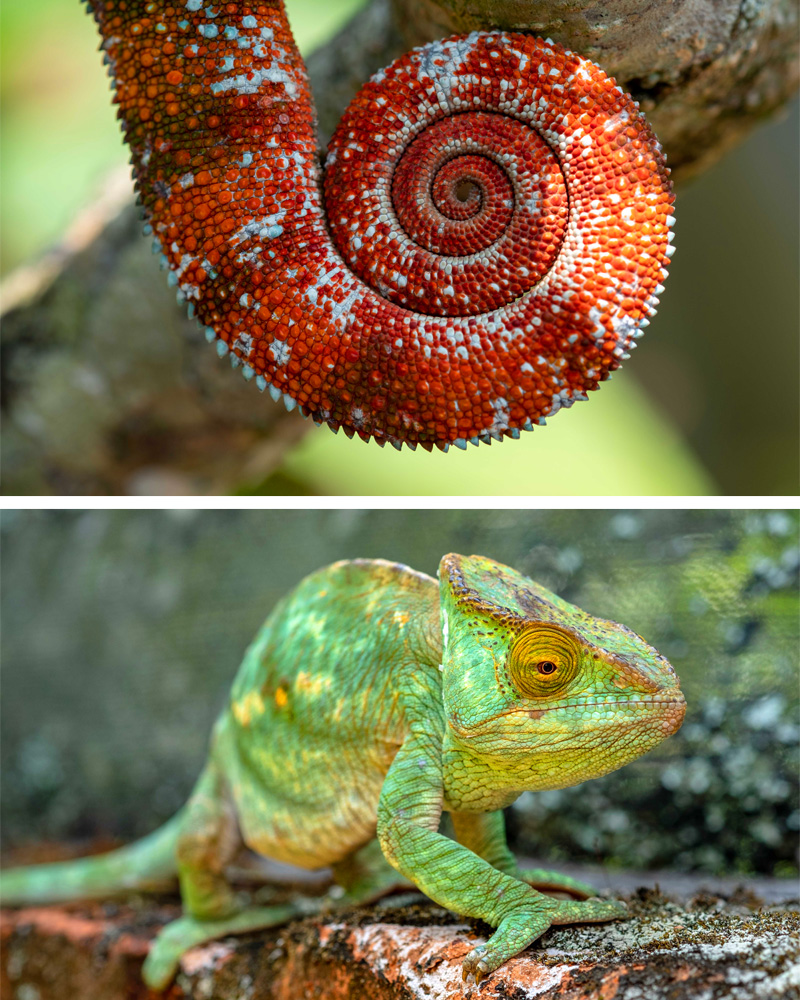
[88,0,674,450]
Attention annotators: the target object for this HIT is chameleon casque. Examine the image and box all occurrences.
[85,1,675,451]
[1,554,686,988]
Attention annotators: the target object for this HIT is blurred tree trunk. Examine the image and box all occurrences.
[1,0,796,495]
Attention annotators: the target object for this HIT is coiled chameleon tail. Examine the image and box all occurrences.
[0,813,181,904]
[87,2,674,450]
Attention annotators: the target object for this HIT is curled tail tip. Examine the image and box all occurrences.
[89,5,672,448]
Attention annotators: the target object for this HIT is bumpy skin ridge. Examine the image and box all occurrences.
[87,1,675,450]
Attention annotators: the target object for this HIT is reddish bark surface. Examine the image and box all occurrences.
[2,888,798,999]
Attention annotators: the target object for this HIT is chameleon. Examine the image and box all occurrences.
[0,554,686,989]
[85,1,675,451]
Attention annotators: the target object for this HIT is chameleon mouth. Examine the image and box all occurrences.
[451,692,686,740]
[516,693,686,732]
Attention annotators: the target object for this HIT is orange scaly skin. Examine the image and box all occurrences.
[87,2,675,450]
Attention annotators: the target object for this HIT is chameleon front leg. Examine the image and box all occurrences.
[142,762,301,990]
[451,809,600,899]
[377,731,626,984]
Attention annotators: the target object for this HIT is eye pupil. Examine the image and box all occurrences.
[537,660,557,675]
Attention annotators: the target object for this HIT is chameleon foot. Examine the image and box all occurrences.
[516,867,598,899]
[461,896,627,984]
[550,896,627,925]
[142,904,299,990]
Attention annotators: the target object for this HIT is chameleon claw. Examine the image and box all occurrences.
[462,945,491,984]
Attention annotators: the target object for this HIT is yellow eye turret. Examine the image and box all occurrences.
[507,625,581,699]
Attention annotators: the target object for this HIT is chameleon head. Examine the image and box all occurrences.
[438,554,686,791]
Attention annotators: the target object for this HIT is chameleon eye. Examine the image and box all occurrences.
[508,625,580,698]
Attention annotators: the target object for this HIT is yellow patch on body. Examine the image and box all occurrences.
[232,689,266,727]
[295,671,331,696]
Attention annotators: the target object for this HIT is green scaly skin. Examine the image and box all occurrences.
[0,555,686,988]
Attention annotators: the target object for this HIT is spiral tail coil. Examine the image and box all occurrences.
[89,2,674,450]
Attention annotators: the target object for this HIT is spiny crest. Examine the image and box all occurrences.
[439,552,589,631]
[438,553,678,692]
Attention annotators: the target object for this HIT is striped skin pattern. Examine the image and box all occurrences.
[88,1,675,451]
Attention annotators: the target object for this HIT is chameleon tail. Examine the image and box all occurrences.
[0,811,184,905]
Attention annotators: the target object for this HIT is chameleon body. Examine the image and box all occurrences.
[87,1,675,451]
[0,555,686,988]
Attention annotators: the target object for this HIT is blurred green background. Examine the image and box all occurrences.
[2,509,798,878]
[1,0,797,495]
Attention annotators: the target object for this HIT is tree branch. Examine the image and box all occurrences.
[394,0,799,178]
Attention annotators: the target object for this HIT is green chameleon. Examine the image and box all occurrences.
[0,555,686,988]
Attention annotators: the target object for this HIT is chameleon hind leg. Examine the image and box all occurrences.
[451,810,602,899]
[142,762,301,990]
[145,839,411,988]
[330,837,414,906]
[143,901,300,989]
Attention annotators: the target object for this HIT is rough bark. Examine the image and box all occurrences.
[1,0,796,494]
[2,877,798,1000]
